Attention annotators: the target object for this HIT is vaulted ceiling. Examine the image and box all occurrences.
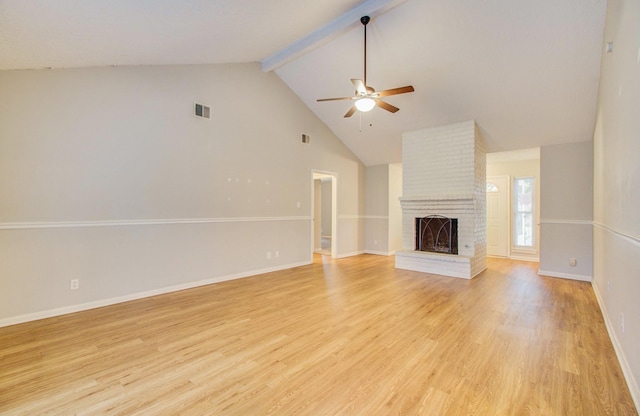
[0,0,607,166]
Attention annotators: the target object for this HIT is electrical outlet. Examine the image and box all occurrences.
[607,281,611,292]
[275,251,279,258]
[621,312,625,332]
[569,258,577,267]
[70,279,79,290]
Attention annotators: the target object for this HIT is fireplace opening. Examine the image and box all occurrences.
[415,215,458,255]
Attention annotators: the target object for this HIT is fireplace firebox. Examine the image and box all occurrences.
[415,215,458,255]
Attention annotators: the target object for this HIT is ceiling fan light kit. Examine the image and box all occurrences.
[355,97,375,112]
[317,15,414,118]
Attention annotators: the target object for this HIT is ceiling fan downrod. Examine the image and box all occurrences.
[361,16,370,89]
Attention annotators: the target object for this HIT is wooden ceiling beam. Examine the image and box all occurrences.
[260,0,406,72]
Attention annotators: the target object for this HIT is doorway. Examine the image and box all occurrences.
[312,171,337,258]
[486,175,509,257]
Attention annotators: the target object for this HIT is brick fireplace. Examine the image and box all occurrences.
[395,120,486,279]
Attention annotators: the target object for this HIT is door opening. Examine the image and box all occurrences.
[312,171,337,258]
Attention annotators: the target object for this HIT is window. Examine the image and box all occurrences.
[486,182,498,192]
[513,177,534,247]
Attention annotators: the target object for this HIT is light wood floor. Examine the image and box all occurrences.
[0,255,636,415]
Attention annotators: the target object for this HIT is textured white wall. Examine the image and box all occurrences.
[0,64,366,323]
[402,121,477,198]
[592,0,640,408]
[397,120,486,278]
[400,120,485,255]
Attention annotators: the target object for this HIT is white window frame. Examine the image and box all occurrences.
[512,176,535,248]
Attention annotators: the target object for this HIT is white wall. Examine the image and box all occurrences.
[539,142,593,280]
[364,163,403,256]
[388,163,403,253]
[486,157,540,261]
[592,0,640,407]
[365,165,390,255]
[0,64,366,324]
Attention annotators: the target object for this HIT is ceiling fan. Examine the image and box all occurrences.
[317,15,414,118]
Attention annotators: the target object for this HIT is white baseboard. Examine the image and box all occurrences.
[365,250,396,256]
[336,250,365,259]
[592,281,640,412]
[538,269,592,282]
[509,255,540,262]
[0,261,310,328]
[471,266,488,279]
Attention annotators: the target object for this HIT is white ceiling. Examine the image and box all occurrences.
[0,0,607,166]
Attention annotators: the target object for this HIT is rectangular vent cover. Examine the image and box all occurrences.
[194,103,211,119]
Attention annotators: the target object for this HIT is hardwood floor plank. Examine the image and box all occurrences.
[0,255,636,415]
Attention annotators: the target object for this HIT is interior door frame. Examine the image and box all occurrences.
[311,170,337,259]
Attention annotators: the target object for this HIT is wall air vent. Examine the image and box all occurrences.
[194,103,211,119]
[302,134,310,144]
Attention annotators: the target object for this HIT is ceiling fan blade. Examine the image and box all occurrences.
[351,79,366,95]
[344,106,357,118]
[374,99,399,113]
[376,85,415,97]
[317,96,355,102]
